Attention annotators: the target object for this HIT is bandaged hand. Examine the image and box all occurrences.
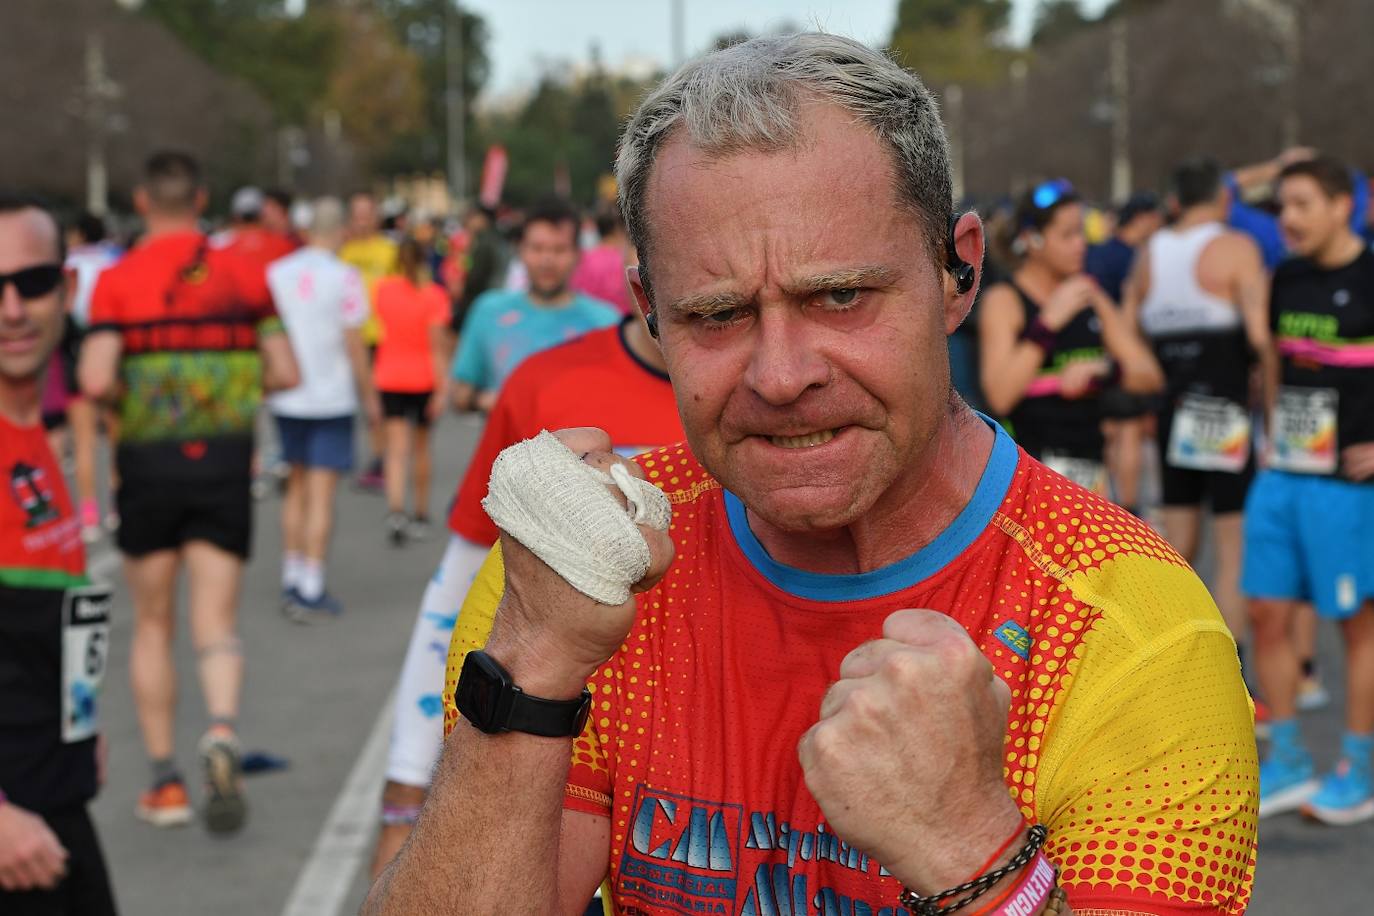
[481,428,676,693]
[798,610,1023,896]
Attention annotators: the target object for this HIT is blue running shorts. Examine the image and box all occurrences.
[1242,469,1374,619]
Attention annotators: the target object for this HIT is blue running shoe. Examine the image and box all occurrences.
[1258,750,1317,818]
[1303,759,1374,826]
[282,587,343,623]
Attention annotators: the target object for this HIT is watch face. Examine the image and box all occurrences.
[456,651,512,733]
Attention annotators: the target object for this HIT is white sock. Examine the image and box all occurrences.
[283,552,304,590]
[298,559,324,601]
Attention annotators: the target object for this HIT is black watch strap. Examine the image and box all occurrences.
[507,686,593,738]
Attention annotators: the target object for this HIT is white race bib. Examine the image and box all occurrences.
[1166,394,1252,473]
[1271,387,1339,475]
[1043,453,1109,494]
[61,585,112,743]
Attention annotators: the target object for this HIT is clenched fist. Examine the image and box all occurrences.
[798,609,1024,895]
[485,427,676,697]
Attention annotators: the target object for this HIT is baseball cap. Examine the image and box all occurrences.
[231,186,265,219]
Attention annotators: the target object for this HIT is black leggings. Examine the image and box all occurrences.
[0,806,118,915]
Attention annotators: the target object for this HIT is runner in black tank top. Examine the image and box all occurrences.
[978,180,1163,495]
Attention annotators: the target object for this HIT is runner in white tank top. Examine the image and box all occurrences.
[1124,157,1274,651]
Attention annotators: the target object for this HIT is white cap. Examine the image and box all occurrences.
[231,186,265,219]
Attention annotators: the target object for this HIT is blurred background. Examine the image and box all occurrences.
[3,2,1371,915]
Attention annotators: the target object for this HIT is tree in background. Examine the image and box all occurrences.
[889,0,1014,85]
[373,0,490,179]
[141,0,483,180]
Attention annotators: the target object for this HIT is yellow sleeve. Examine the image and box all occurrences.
[440,540,613,816]
[441,542,506,738]
[1037,558,1259,915]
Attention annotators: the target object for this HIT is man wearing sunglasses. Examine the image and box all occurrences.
[0,194,118,914]
[78,152,299,835]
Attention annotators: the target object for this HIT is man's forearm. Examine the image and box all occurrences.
[364,721,572,915]
[363,628,587,916]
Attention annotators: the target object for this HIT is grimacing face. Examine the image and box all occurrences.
[638,103,978,533]
[0,209,67,386]
[1278,175,1351,259]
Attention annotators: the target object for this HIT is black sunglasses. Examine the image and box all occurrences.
[0,264,64,299]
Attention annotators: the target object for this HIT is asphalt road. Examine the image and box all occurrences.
[70,415,1367,915]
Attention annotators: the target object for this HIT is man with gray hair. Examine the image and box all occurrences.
[367,33,1256,916]
[267,197,380,617]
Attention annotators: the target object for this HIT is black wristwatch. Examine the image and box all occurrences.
[454,650,592,738]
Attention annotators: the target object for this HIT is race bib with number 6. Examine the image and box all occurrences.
[62,585,112,743]
[1167,394,1252,473]
[1271,387,1338,475]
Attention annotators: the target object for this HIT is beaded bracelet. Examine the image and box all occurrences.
[898,824,1048,916]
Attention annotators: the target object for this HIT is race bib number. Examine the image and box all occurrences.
[1271,387,1338,475]
[1043,453,1109,495]
[1166,394,1252,473]
[61,585,112,743]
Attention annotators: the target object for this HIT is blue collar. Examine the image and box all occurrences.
[723,415,1018,602]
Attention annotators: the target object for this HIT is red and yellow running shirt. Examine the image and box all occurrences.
[446,318,683,545]
[88,230,281,480]
[444,420,1258,915]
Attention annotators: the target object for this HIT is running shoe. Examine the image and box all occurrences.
[386,512,409,547]
[283,587,344,622]
[1258,749,1317,818]
[354,460,385,493]
[406,515,433,542]
[1297,675,1331,712]
[136,779,193,828]
[1302,759,1374,826]
[199,727,247,834]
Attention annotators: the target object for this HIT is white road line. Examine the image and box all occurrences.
[280,687,395,916]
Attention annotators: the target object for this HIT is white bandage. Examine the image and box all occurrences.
[482,430,672,605]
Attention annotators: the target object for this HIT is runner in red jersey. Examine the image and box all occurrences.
[372,313,681,880]
[79,152,299,835]
[366,34,1257,916]
[0,194,117,915]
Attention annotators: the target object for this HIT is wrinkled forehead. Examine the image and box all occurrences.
[0,209,62,272]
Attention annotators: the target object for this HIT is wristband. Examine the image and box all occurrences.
[1020,318,1058,353]
[979,850,1057,916]
[899,824,1049,916]
[381,803,423,826]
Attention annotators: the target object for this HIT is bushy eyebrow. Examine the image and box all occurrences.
[784,265,897,297]
[664,265,897,317]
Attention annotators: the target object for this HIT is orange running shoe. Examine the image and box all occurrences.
[136,779,193,827]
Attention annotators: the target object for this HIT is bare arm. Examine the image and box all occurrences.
[362,630,609,916]
[1119,246,1151,329]
[76,331,122,404]
[1092,290,1164,395]
[450,380,478,412]
[428,323,450,419]
[259,329,300,393]
[344,327,381,427]
[977,285,1043,416]
[1230,237,1277,413]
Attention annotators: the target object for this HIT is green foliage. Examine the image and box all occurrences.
[889,0,1015,86]
[142,0,340,124]
[372,0,491,176]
